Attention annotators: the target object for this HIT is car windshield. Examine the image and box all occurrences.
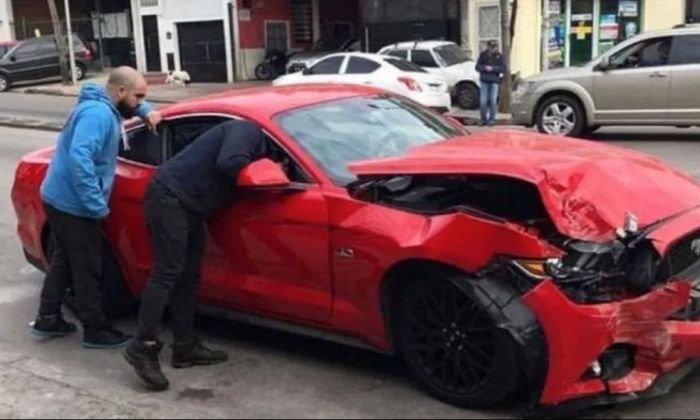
[276,96,466,186]
[435,44,470,66]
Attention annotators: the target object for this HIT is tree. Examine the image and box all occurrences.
[499,0,517,113]
[47,0,71,85]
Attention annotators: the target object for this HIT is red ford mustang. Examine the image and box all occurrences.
[12,84,700,415]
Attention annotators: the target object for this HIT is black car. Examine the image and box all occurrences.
[0,35,94,92]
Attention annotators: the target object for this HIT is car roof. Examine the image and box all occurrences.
[631,25,700,39]
[323,52,393,62]
[380,40,455,50]
[161,84,385,121]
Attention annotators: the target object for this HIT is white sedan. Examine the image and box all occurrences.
[273,53,452,111]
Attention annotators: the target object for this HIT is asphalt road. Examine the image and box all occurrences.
[2,106,700,418]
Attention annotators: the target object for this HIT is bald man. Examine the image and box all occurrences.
[32,66,162,349]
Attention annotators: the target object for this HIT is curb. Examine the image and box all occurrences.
[18,88,177,104]
[455,117,514,126]
[0,116,62,132]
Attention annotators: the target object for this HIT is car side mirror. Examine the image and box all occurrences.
[237,158,292,189]
[9,55,16,62]
[302,67,313,75]
[598,56,611,71]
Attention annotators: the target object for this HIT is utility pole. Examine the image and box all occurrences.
[47,0,71,85]
[64,0,77,85]
[499,0,513,113]
[542,0,550,72]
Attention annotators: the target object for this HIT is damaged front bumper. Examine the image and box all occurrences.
[523,259,700,415]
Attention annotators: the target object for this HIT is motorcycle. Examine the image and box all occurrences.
[255,49,289,81]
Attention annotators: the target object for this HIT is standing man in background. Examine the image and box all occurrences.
[476,40,506,126]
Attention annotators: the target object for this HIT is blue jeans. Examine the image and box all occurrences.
[480,82,500,123]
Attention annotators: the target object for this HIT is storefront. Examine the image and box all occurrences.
[546,0,643,68]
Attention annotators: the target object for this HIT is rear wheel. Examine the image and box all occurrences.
[0,74,10,92]
[536,95,585,137]
[455,83,479,110]
[395,274,521,408]
[74,63,86,81]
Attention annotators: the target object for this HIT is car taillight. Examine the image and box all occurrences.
[80,49,92,60]
[398,77,422,92]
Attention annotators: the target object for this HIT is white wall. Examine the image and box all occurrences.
[0,0,14,42]
[136,0,235,82]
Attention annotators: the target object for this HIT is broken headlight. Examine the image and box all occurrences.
[505,238,662,303]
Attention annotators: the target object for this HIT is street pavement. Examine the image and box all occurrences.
[2,94,700,418]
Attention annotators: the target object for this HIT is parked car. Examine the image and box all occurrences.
[13,84,700,416]
[273,52,452,111]
[0,34,94,92]
[379,40,481,109]
[286,36,361,74]
[0,41,17,59]
[512,24,700,137]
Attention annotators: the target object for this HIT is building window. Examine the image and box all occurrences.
[140,0,159,7]
[292,0,313,43]
[266,21,290,52]
[689,0,700,23]
[478,5,501,52]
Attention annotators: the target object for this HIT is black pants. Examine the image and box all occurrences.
[136,179,205,343]
[38,203,108,330]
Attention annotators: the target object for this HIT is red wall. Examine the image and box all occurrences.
[238,0,304,49]
[238,0,360,50]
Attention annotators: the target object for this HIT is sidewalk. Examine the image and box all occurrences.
[13,73,269,104]
[9,72,512,126]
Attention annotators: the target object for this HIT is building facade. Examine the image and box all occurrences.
[0,0,14,42]
[506,0,688,78]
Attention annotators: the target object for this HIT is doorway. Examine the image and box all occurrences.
[143,15,162,72]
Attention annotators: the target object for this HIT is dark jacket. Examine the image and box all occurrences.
[476,50,506,84]
[154,120,266,217]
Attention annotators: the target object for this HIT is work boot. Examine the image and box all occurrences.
[124,340,169,391]
[172,338,228,369]
[31,313,77,338]
[83,327,132,349]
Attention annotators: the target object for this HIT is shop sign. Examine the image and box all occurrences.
[572,13,593,22]
[619,0,639,17]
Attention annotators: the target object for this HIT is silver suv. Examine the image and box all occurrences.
[512,25,700,137]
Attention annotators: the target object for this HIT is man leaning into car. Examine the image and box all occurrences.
[31,67,162,349]
[124,120,268,391]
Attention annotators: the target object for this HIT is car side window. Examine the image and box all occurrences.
[386,49,408,59]
[307,56,344,75]
[38,39,57,55]
[167,116,230,158]
[670,35,700,65]
[12,41,40,61]
[411,50,439,68]
[609,37,672,69]
[345,57,381,74]
[166,116,312,184]
[119,127,163,166]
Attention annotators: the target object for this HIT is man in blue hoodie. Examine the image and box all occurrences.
[32,66,162,349]
[476,40,506,126]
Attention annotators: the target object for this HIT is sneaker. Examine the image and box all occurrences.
[172,338,228,369]
[31,313,77,338]
[83,327,132,350]
[124,340,169,391]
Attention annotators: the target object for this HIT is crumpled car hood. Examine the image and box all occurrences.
[349,130,700,242]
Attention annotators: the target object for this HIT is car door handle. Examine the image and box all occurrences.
[650,72,668,78]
